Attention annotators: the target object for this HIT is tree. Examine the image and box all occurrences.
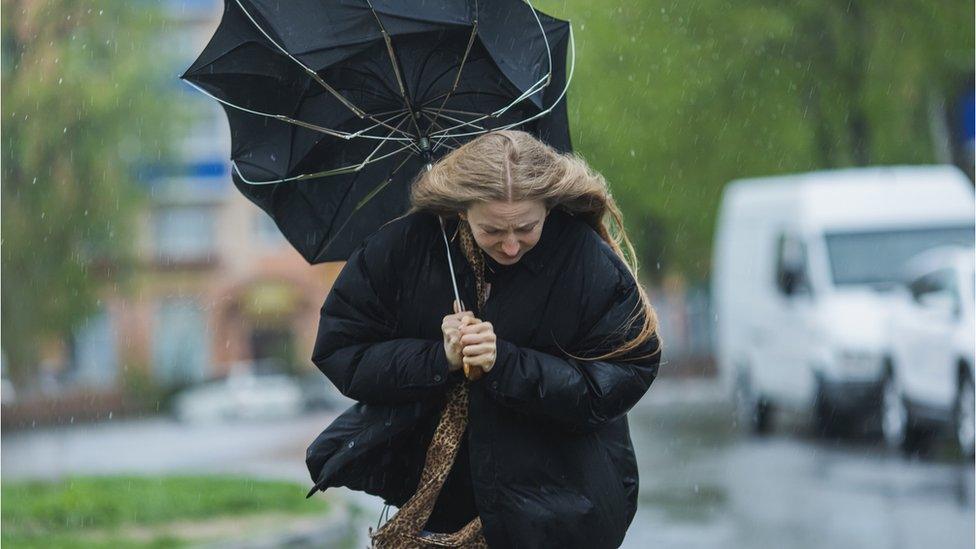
[536,0,974,281]
[1,1,178,386]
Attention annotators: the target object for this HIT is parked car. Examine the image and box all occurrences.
[173,365,304,423]
[0,351,15,406]
[883,246,975,456]
[298,369,354,410]
[712,165,975,435]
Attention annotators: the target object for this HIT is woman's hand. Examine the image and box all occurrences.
[443,299,476,373]
[460,317,497,381]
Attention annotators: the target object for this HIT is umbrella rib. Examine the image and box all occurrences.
[430,22,576,140]
[419,111,464,151]
[355,112,415,168]
[364,0,426,141]
[349,109,417,141]
[233,140,417,185]
[420,89,514,107]
[427,0,561,138]
[317,148,417,257]
[182,80,414,142]
[426,8,479,139]
[234,115,416,185]
[419,106,489,117]
[421,109,486,132]
[367,107,412,118]
[233,0,416,140]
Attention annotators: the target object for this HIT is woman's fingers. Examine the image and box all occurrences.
[462,342,493,356]
[460,320,492,334]
[460,322,494,342]
[463,352,495,368]
[442,312,475,332]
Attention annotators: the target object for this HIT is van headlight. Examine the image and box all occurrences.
[836,349,882,376]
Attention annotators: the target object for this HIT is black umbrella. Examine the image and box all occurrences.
[181,0,574,306]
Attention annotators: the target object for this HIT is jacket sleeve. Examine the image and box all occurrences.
[311,233,456,405]
[480,263,661,435]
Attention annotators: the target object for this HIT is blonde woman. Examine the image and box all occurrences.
[307,129,662,548]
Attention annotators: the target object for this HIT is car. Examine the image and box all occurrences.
[172,365,305,423]
[0,350,15,405]
[883,246,975,456]
[298,369,354,410]
[712,165,975,436]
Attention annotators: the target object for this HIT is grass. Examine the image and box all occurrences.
[1,475,330,548]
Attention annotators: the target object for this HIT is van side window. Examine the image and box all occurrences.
[775,233,811,296]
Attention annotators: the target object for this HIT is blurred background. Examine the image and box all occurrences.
[1,0,974,547]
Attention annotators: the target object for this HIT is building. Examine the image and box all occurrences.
[65,0,339,393]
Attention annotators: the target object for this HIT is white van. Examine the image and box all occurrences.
[711,165,975,435]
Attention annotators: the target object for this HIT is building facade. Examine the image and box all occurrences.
[66,0,339,392]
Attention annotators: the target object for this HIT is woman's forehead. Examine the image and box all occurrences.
[469,200,546,224]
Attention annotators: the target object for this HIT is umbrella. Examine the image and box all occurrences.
[180,0,574,309]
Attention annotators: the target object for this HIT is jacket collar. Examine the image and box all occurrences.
[439,208,567,277]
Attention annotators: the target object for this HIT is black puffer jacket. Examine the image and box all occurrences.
[306,207,661,549]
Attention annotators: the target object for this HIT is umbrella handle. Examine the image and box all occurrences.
[438,215,465,313]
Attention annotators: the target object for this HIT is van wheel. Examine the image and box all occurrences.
[733,369,773,435]
[880,371,925,455]
[814,380,845,438]
[953,369,974,460]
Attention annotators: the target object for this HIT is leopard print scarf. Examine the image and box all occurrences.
[368,218,490,548]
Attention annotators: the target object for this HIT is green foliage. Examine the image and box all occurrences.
[1,2,180,384]
[1,476,330,546]
[535,0,974,280]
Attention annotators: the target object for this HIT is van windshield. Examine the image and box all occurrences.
[824,225,975,286]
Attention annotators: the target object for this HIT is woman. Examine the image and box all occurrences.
[306,130,662,548]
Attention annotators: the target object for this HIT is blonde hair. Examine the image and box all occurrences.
[407,129,661,362]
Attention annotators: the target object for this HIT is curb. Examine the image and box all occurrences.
[194,494,355,549]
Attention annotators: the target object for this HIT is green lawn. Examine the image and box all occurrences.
[1,475,330,548]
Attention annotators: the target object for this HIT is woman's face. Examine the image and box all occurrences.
[462,200,549,266]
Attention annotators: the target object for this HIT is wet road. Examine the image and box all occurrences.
[3,379,973,548]
[622,381,974,549]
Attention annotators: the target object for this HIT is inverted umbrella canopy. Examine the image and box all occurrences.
[181,0,574,264]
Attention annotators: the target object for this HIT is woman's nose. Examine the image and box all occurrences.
[502,238,519,256]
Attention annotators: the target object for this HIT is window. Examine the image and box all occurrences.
[70,307,118,387]
[774,233,810,296]
[153,298,211,386]
[824,225,974,286]
[254,212,287,248]
[153,205,216,261]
